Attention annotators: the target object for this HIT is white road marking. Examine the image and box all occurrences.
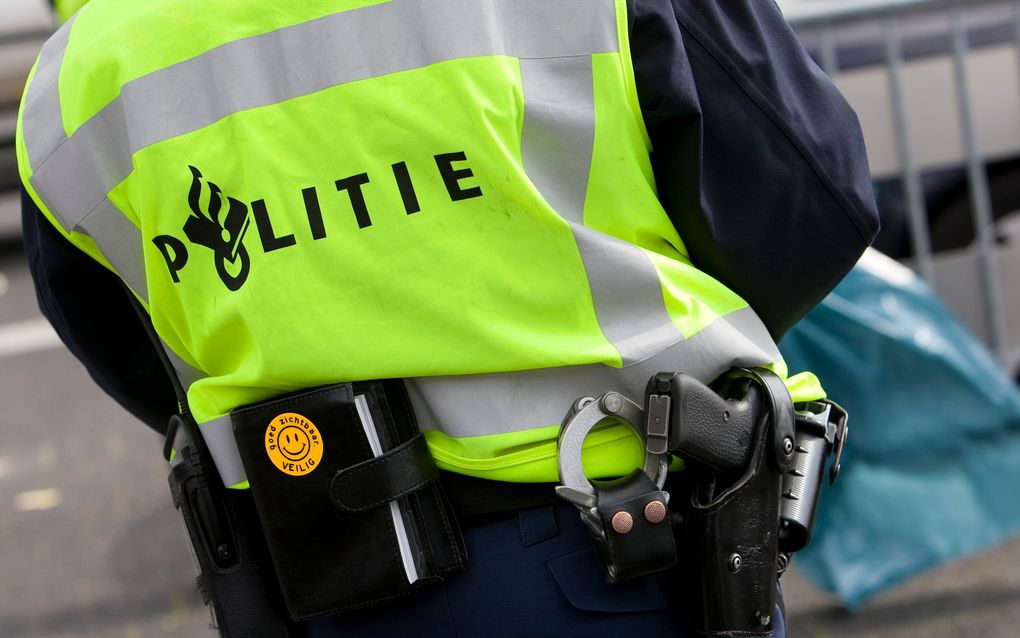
[13,487,62,512]
[0,272,9,297]
[0,318,62,358]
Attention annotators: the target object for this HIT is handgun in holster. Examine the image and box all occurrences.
[556,368,847,635]
[165,413,297,638]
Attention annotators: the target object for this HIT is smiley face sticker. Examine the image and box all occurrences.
[265,412,323,476]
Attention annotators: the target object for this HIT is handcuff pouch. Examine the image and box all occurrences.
[589,469,676,583]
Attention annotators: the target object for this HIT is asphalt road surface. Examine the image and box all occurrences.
[2,238,1020,637]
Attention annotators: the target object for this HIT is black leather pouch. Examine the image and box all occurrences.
[230,380,466,620]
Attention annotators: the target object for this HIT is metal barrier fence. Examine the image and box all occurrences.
[786,0,1019,368]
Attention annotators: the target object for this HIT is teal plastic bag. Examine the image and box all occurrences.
[778,250,1020,609]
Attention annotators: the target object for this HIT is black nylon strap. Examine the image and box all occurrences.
[122,287,190,412]
[330,433,438,513]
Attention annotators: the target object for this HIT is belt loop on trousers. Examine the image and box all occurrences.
[519,506,560,547]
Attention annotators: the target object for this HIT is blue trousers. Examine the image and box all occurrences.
[301,503,785,637]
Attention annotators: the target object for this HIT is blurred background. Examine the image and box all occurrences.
[3,0,1020,635]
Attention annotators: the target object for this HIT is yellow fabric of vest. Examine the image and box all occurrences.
[17,0,824,486]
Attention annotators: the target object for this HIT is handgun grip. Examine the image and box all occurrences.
[664,373,759,471]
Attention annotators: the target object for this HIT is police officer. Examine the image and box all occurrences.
[18,0,877,635]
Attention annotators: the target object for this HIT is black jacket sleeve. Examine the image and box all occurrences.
[630,0,879,338]
[22,0,879,431]
[21,188,177,433]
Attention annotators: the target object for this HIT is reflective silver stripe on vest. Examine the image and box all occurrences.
[20,0,782,484]
[197,305,778,488]
[198,415,248,487]
[24,0,618,235]
[519,56,596,228]
[76,198,148,301]
[519,54,686,364]
[718,304,783,363]
[19,0,617,398]
[408,306,776,438]
[570,226,686,364]
[161,342,207,391]
[21,14,75,168]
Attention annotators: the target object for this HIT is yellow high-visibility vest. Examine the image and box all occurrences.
[53,0,90,24]
[18,0,824,488]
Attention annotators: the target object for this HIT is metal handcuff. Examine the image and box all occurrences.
[556,392,669,509]
[555,391,675,583]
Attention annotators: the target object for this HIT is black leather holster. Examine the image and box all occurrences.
[556,369,803,636]
[677,376,782,635]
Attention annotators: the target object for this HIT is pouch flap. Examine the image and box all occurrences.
[330,434,438,513]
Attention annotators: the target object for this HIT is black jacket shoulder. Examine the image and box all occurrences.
[630,0,879,337]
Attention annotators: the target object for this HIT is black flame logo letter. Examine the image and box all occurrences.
[182,166,252,291]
